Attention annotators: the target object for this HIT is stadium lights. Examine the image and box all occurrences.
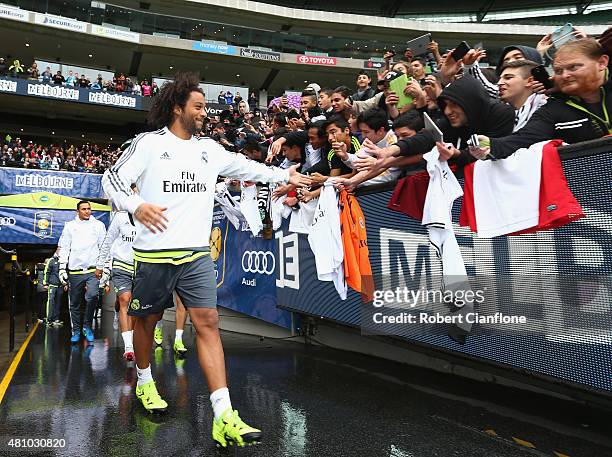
[25,43,30,47]
[88,54,93,58]
[584,1,612,12]
[169,66,173,69]
[481,6,576,21]
[400,2,612,22]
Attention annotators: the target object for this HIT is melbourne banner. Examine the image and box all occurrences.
[0,77,143,110]
[0,167,104,199]
[211,207,293,330]
[276,149,612,394]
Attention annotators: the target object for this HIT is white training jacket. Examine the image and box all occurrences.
[307,181,347,300]
[422,148,472,333]
[214,181,243,230]
[239,182,263,236]
[58,215,106,272]
[102,127,289,257]
[96,211,136,269]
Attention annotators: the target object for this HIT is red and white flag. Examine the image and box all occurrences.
[460,140,585,237]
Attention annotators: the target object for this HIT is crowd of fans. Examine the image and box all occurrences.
[193,25,611,203]
[1,24,610,181]
[0,56,160,96]
[0,135,120,173]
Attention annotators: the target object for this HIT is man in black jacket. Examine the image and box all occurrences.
[352,71,376,102]
[358,76,514,166]
[475,38,610,160]
[42,249,65,326]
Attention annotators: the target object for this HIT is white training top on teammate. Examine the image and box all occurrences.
[58,215,106,270]
[97,211,136,268]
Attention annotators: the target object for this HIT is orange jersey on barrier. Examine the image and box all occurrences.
[339,190,374,302]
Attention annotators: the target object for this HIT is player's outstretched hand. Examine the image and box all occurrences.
[354,154,379,172]
[287,165,313,188]
[333,177,357,193]
[134,203,168,234]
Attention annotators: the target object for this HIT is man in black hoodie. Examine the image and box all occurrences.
[357,76,514,167]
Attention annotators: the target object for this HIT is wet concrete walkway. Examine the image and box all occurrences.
[0,310,610,457]
[0,310,31,376]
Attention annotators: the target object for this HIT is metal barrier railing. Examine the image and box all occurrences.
[0,246,32,353]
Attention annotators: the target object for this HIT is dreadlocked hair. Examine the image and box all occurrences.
[147,72,203,129]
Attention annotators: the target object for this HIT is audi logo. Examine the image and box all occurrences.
[241,251,275,275]
[0,217,16,226]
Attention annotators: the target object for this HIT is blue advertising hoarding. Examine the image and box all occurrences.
[0,191,111,244]
[0,167,104,199]
[0,206,109,244]
[212,208,293,330]
[275,150,612,394]
[192,41,239,55]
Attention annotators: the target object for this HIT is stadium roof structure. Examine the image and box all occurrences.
[246,0,612,23]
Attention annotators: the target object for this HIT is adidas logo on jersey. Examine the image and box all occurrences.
[160,152,171,160]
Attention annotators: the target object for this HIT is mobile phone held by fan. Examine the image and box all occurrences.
[551,23,576,48]
[530,65,553,90]
[468,134,496,161]
[450,41,470,62]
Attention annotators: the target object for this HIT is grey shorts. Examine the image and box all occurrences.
[112,267,133,296]
[128,254,216,317]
